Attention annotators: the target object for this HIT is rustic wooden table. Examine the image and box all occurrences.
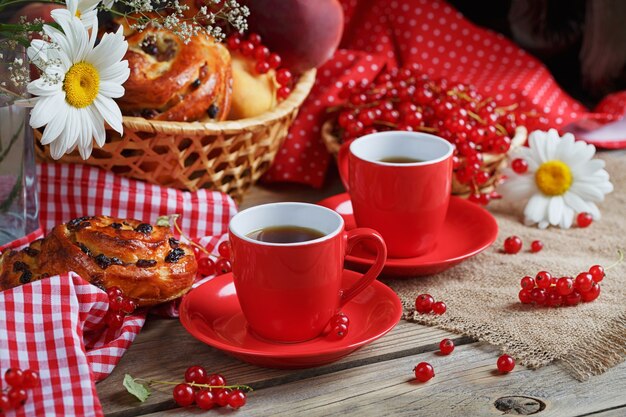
[96,174,626,417]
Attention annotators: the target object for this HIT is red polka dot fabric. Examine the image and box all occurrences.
[263,0,626,188]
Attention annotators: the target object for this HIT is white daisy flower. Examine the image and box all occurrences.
[498,129,613,229]
[61,0,101,29]
[27,10,129,160]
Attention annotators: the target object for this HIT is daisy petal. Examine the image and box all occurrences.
[569,182,605,202]
[98,81,125,99]
[94,95,123,134]
[29,93,65,129]
[524,194,549,224]
[548,195,564,226]
[499,176,537,201]
[563,191,593,213]
[560,204,574,229]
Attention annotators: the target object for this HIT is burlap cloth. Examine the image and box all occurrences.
[385,155,625,380]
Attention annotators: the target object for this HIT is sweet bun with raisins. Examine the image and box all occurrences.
[0,216,197,307]
[116,25,232,122]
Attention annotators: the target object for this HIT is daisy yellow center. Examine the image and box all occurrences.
[63,62,99,109]
[75,10,81,18]
[535,160,573,196]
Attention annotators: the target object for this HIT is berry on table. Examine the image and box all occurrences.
[589,265,605,283]
[415,294,435,314]
[564,290,582,306]
[511,158,528,174]
[172,383,195,407]
[581,282,601,302]
[227,389,247,409]
[530,240,544,253]
[327,323,349,340]
[5,368,24,388]
[330,312,349,327]
[577,212,593,228]
[574,272,594,293]
[218,241,231,260]
[0,394,11,413]
[215,388,232,407]
[432,301,447,315]
[439,339,455,355]
[535,271,552,289]
[7,388,28,408]
[195,389,215,410]
[215,258,232,274]
[21,369,40,389]
[497,354,515,373]
[207,373,226,387]
[503,236,522,254]
[518,289,532,304]
[556,277,574,296]
[520,276,535,290]
[184,365,208,384]
[413,362,435,382]
[197,257,216,276]
[530,288,547,305]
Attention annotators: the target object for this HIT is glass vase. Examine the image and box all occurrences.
[0,43,39,246]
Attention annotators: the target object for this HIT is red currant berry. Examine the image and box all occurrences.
[575,272,594,293]
[413,362,435,382]
[0,394,11,412]
[415,294,435,314]
[104,311,125,329]
[7,388,27,408]
[21,369,39,389]
[520,276,535,290]
[328,323,349,340]
[267,53,281,69]
[530,240,543,253]
[556,277,574,296]
[330,313,349,327]
[195,389,215,410]
[546,291,563,307]
[106,286,123,299]
[227,389,247,409]
[239,41,255,56]
[439,339,454,355]
[496,354,515,373]
[535,271,552,289]
[503,236,522,254]
[432,301,447,315]
[215,388,232,407]
[248,33,262,46]
[254,45,270,61]
[216,258,232,274]
[475,171,490,185]
[277,86,292,100]
[589,265,605,283]
[5,368,24,388]
[518,289,532,304]
[577,212,593,228]
[218,241,231,260]
[255,60,270,74]
[207,373,226,387]
[172,383,195,407]
[276,69,293,86]
[109,295,124,311]
[185,365,208,384]
[564,290,582,306]
[226,36,241,51]
[197,257,216,276]
[121,298,136,314]
[531,288,547,305]
[511,158,528,174]
[581,282,601,302]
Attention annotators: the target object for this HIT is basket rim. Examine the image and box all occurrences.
[120,68,317,134]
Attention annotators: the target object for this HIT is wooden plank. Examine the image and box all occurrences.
[143,342,626,417]
[582,407,626,417]
[98,318,463,416]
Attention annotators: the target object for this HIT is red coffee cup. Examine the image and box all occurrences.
[229,202,387,343]
[338,131,454,258]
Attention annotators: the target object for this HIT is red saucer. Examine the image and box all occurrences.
[179,271,402,368]
[317,193,498,277]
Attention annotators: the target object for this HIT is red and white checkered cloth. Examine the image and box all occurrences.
[0,163,237,417]
[264,0,626,187]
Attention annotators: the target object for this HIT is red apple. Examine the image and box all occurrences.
[241,0,344,72]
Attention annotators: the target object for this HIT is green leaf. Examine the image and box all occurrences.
[123,374,151,402]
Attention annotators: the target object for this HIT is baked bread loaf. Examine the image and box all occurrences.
[117,26,232,122]
[0,216,197,307]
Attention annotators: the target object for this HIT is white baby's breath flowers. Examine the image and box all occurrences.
[27,10,129,159]
[498,129,613,229]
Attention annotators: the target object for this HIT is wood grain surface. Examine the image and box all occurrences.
[96,173,626,417]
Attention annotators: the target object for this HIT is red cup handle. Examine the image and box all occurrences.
[337,140,352,191]
[340,228,387,306]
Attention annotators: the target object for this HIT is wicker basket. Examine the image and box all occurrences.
[35,69,316,202]
[321,120,527,196]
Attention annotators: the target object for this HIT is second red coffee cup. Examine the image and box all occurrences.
[338,131,454,258]
[229,202,387,343]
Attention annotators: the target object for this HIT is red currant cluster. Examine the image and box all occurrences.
[503,236,544,254]
[413,343,515,383]
[225,32,294,100]
[518,266,605,307]
[170,366,251,410]
[326,312,349,340]
[1,368,40,414]
[415,294,447,315]
[105,286,137,331]
[194,241,233,276]
[334,64,548,204]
